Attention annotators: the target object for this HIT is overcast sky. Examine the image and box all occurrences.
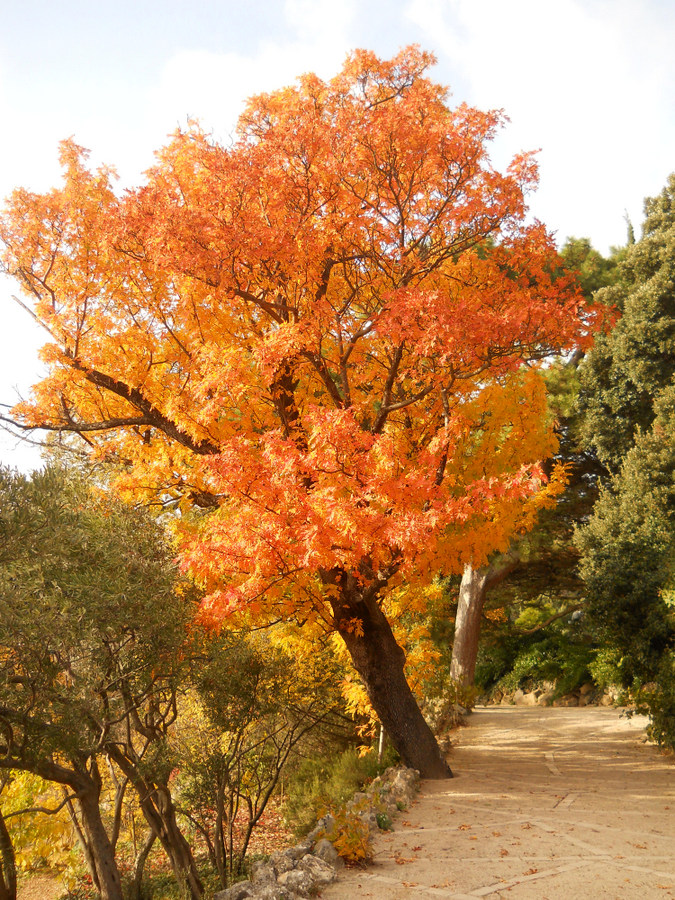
[1,0,674,470]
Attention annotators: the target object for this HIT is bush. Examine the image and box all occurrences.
[488,626,594,697]
[283,745,398,836]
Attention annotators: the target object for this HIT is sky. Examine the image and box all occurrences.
[1,0,674,471]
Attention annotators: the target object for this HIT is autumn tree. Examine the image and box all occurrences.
[0,48,597,777]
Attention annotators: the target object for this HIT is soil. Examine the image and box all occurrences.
[17,873,63,900]
[319,706,675,899]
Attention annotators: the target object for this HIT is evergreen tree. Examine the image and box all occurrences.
[576,175,675,746]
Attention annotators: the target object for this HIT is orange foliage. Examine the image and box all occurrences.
[1,47,598,633]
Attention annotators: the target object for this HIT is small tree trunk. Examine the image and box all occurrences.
[449,563,490,688]
[75,786,124,900]
[0,807,17,900]
[130,830,156,900]
[329,575,452,779]
[450,554,521,688]
[106,749,204,900]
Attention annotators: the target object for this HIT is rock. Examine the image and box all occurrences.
[552,695,578,707]
[537,691,555,706]
[254,886,294,900]
[359,809,379,832]
[307,812,336,843]
[277,868,315,897]
[269,850,296,875]
[214,881,255,900]
[579,682,594,696]
[286,840,312,860]
[513,688,526,705]
[389,767,420,806]
[313,837,340,866]
[251,862,276,885]
[298,853,338,886]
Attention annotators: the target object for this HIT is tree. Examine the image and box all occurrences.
[173,634,343,886]
[576,175,675,744]
[577,177,675,470]
[0,48,597,777]
[0,466,202,899]
[0,790,16,900]
[447,235,623,691]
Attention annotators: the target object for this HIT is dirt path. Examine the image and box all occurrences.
[319,706,675,899]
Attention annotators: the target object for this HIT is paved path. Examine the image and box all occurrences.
[319,706,675,899]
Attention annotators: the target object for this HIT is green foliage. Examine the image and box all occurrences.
[576,175,675,748]
[560,236,622,299]
[375,811,392,831]
[634,652,675,749]
[577,176,675,471]
[0,465,191,762]
[282,746,396,837]
[588,647,628,689]
[0,464,203,890]
[493,627,593,697]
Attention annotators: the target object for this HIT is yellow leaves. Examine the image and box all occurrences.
[342,617,365,638]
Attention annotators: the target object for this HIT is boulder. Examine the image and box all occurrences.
[214,881,254,900]
[298,853,338,886]
[251,862,276,886]
[313,837,340,866]
[277,868,315,897]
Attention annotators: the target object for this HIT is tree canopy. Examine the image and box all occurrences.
[0,47,599,776]
[576,174,675,746]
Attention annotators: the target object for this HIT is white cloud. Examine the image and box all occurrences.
[143,0,357,155]
[405,0,675,252]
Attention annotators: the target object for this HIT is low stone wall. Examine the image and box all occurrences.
[485,682,624,708]
[215,766,420,900]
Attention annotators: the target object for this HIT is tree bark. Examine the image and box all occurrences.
[326,571,452,779]
[130,830,156,900]
[0,806,16,900]
[450,555,520,688]
[72,784,124,900]
[106,747,203,900]
[449,564,491,688]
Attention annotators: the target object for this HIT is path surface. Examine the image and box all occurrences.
[319,706,675,899]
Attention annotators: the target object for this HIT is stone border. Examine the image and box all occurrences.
[214,766,420,900]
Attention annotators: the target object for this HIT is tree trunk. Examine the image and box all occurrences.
[450,555,521,688]
[0,807,16,900]
[449,563,490,688]
[74,785,124,900]
[106,748,203,900]
[327,572,452,779]
[130,830,156,900]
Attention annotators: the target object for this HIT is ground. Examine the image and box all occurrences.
[319,706,675,899]
[17,874,62,900]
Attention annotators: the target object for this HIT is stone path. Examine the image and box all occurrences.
[319,706,675,899]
